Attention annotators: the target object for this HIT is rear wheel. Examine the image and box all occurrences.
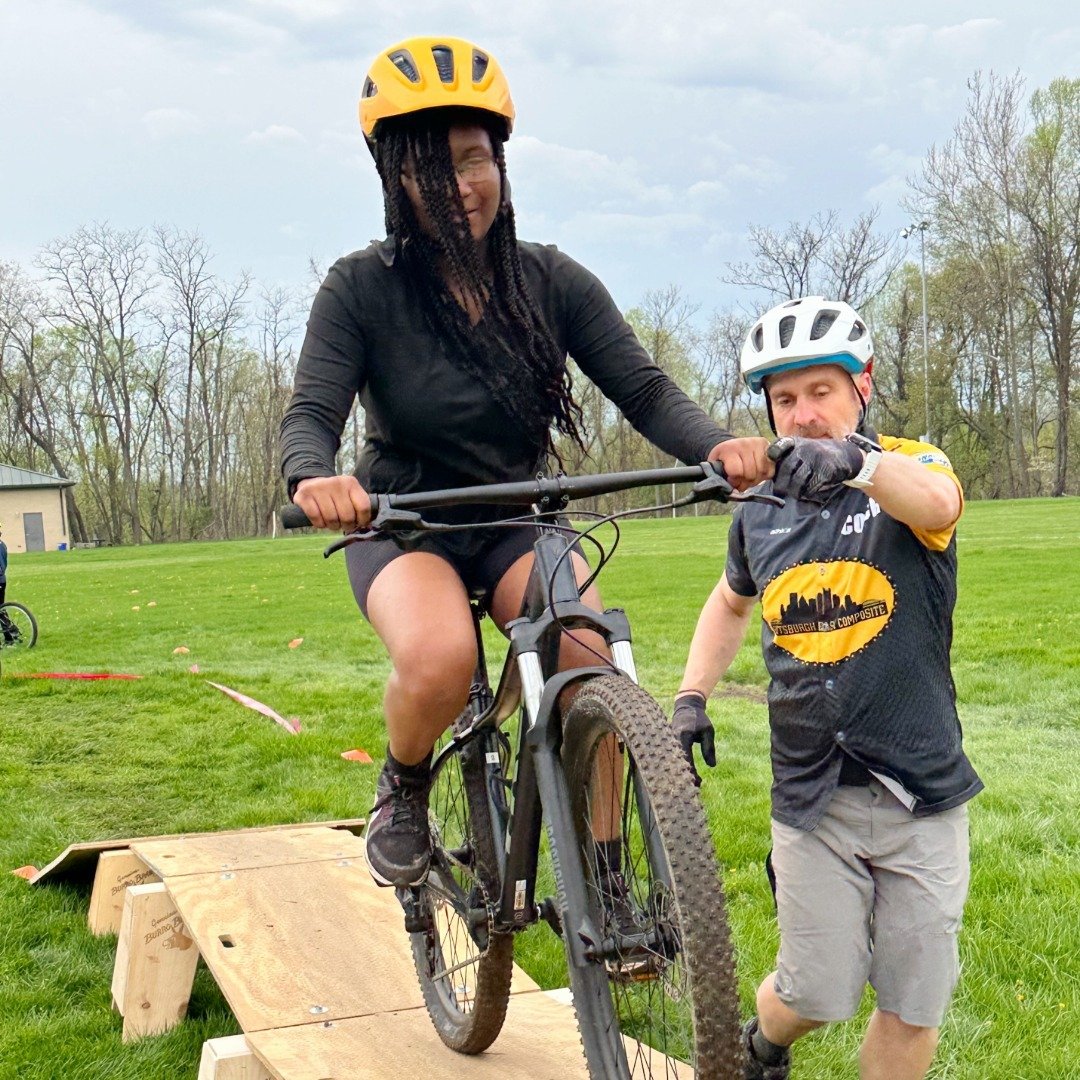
[560,675,742,1079]
[409,721,514,1053]
[0,602,37,651]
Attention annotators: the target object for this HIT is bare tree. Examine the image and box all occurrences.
[908,71,1034,494]
[0,263,89,540]
[724,209,898,310]
[1017,77,1080,496]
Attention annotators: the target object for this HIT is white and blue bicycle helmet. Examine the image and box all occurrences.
[740,297,873,394]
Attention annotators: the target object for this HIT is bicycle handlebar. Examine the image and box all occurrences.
[281,465,714,530]
[280,462,781,531]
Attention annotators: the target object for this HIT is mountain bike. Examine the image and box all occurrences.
[0,600,37,652]
[282,464,782,1079]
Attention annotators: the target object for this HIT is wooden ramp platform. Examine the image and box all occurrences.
[40,822,689,1078]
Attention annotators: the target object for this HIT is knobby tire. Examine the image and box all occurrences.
[559,675,742,1079]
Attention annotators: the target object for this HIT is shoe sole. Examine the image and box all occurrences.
[363,827,430,889]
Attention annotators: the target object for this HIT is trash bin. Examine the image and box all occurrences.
[58,542,67,551]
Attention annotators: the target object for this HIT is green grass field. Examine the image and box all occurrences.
[2,499,1078,1079]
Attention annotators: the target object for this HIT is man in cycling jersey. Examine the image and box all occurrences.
[671,297,982,1080]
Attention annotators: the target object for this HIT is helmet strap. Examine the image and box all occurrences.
[764,390,777,436]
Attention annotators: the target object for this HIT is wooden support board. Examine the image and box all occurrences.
[112,882,200,1042]
[199,1035,274,1080]
[88,849,161,935]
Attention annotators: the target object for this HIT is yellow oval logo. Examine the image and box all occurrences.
[761,560,895,665]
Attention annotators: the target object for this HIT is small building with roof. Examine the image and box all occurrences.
[0,464,76,553]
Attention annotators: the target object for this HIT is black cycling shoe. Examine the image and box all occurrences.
[364,760,432,888]
[742,1018,791,1080]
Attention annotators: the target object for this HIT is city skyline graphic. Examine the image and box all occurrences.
[771,587,890,637]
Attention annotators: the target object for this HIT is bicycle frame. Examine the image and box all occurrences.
[424,524,637,944]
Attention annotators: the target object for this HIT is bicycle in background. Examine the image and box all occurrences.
[0,599,37,653]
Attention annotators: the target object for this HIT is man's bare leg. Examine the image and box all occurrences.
[859,1010,938,1080]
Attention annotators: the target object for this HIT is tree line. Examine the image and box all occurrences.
[1,72,1076,544]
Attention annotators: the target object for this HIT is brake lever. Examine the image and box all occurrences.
[323,530,377,558]
[322,504,431,558]
[689,461,786,508]
[732,490,786,508]
[687,461,736,504]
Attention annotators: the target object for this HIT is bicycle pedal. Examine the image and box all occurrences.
[607,956,664,984]
[395,887,431,934]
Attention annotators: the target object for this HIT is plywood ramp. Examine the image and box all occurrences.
[245,993,592,1079]
[53,822,686,1077]
[31,818,367,887]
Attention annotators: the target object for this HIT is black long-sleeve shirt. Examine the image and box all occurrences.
[280,237,729,520]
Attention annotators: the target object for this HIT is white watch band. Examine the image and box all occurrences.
[844,448,882,489]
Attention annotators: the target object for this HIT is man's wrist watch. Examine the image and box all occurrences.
[843,432,884,489]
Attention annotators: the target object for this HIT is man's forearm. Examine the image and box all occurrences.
[678,579,756,699]
[866,453,962,532]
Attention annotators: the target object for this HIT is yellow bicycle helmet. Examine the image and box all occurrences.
[359,36,515,144]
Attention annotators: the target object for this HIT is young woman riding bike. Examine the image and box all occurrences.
[279,35,771,891]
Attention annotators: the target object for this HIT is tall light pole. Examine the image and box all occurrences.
[901,220,931,443]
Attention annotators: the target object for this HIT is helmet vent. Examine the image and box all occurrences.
[849,320,866,341]
[472,50,490,82]
[431,45,455,83]
[361,77,377,99]
[810,310,839,339]
[389,50,420,83]
[779,315,796,348]
[752,325,764,352]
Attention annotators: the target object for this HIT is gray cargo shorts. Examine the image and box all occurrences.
[770,780,970,1028]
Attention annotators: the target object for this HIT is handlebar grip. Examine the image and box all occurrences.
[279,494,382,531]
[280,504,312,530]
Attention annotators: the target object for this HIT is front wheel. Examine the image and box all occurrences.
[0,603,38,651]
[560,675,742,1079]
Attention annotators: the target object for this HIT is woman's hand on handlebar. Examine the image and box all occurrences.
[293,476,372,530]
[707,437,774,491]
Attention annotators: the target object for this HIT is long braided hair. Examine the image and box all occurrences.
[372,107,585,463]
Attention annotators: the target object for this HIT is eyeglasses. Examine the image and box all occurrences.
[453,155,498,183]
[401,155,497,185]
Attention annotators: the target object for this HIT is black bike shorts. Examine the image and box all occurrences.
[345,521,584,620]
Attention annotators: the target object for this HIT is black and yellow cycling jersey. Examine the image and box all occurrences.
[727,434,983,830]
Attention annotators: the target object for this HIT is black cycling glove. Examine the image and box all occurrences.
[671,692,716,786]
[767,436,864,503]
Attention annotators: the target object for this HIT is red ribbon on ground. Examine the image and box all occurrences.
[10,673,143,680]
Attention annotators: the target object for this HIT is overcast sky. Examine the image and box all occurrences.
[2,0,1077,317]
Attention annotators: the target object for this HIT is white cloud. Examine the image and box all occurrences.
[245,0,353,19]
[932,18,1004,44]
[559,210,704,249]
[179,7,290,50]
[864,142,925,206]
[141,107,201,139]
[245,124,306,145]
[508,136,675,211]
[688,180,730,201]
